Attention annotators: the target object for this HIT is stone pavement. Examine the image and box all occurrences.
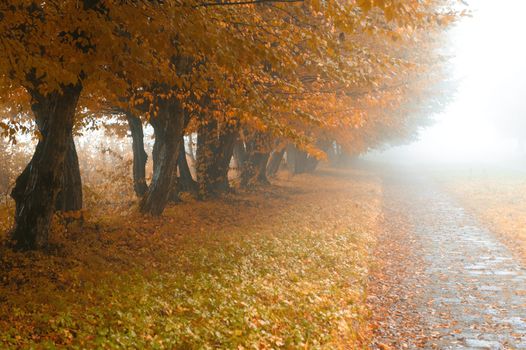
[375,172,526,349]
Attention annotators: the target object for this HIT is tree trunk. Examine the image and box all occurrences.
[294,149,308,174]
[139,98,185,215]
[126,112,148,197]
[304,156,319,173]
[186,135,196,162]
[169,112,196,200]
[327,141,339,165]
[196,119,238,199]
[10,83,82,250]
[286,144,306,174]
[266,147,285,177]
[256,152,270,184]
[285,144,319,175]
[233,138,247,171]
[240,132,271,188]
[285,144,297,174]
[55,135,83,212]
[177,135,197,193]
[16,114,83,215]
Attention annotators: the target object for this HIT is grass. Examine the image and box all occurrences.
[0,168,381,349]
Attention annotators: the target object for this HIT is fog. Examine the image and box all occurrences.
[367,0,526,167]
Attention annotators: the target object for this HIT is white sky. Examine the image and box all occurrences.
[368,0,526,164]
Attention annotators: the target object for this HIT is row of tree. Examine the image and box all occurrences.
[0,0,458,250]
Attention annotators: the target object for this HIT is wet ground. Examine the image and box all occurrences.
[371,170,526,349]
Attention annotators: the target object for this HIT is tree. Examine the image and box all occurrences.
[0,0,459,249]
[125,111,149,197]
[0,1,178,249]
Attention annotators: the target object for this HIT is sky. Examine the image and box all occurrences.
[368,0,526,164]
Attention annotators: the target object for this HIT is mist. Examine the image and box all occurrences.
[366,0,526,167]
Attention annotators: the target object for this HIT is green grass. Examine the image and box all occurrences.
[0,169,380,349]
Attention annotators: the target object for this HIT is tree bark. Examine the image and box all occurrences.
[186,135,196,162]
[266,147,285,177]
[126,112,148,197]
[177,136,198,193]
[286,144,320,175]
[55,135,83,212]
[233,138,247,171]
[286,144,306,174]
[240,132,271,188]
[304,155,319,173]
[139,98,185,215]
[16,115,83,215]
[196,119,238,199]
[169,111,196,200]
[10,83,82,250]
[255,151,270,184]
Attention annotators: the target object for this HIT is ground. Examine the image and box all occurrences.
[441,168,526,264]
[368,166,526,349]
[2,164,526,349]
[0,168,381,349]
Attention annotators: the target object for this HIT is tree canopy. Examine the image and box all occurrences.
[0,0,459,249]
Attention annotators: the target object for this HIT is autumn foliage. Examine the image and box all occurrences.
[0,1,463,347]
[0,0,458,249]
